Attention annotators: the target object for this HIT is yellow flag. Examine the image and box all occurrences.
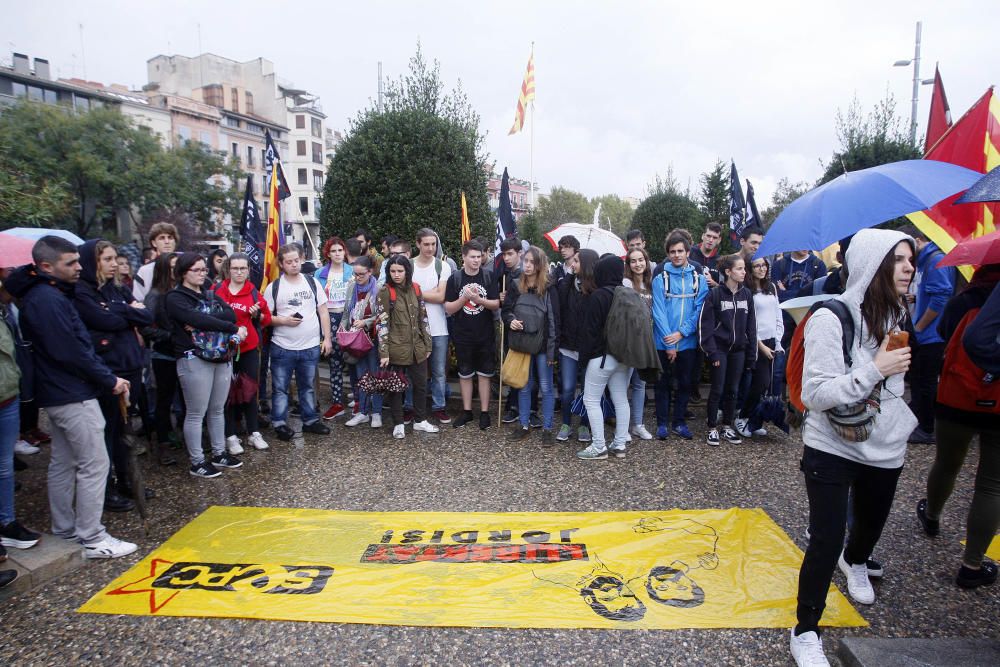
[460,191,471,244]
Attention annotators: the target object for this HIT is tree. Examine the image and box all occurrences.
[631,191,706,260]
[761,177,810,229]
[819,94,920,185]
[320,43,491,257]
[645,165,682,198]
[532,187,593,228]
[590,194,634,237]
[698,160,729,227]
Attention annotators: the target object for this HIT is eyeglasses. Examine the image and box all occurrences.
[230,267,249,272]
[189,267,208,274]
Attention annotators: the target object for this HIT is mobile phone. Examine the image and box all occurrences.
[886,330,909,351]
[292,312,303,320]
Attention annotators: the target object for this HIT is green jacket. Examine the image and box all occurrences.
[376,283,431,366]
[0,312,20,403]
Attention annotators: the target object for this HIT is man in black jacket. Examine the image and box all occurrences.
[4,237,135,560]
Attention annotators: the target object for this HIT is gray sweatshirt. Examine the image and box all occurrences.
[801,228,917,469]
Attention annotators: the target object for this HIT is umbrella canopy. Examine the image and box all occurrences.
[936,229,1000,268]
[955,166,1000,204]
[780,294,830,325]
[544,223,626,257]
[756,160,981,258]
[0,232,37,268]
[3,227,86,245]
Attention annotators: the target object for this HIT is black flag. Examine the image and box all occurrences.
[745,179,762,233]
[263,129,291,201]
[729,161,747,241]
[239,176,265,289]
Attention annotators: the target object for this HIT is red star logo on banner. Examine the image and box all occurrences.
[106,558,179,614]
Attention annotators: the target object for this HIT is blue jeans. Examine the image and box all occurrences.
[429,335,449,411]
[0,398,19,525]
[354,348,384,416]
[520,353,555,429]
[654,348,696,428]
[559,353,589,428]
[270,344,321,427]
[629,370,646,427]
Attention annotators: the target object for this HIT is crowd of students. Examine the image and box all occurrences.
[0,219,996,667]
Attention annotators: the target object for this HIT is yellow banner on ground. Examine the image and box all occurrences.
[80,506,865,629]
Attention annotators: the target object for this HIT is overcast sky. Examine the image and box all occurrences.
[5,1,998,207]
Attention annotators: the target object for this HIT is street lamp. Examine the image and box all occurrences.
[893,21,936,147]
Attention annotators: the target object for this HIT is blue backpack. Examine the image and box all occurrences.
[190,296,238,362]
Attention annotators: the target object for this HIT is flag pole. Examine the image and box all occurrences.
[498,274,506,429]
[529,42,535,209]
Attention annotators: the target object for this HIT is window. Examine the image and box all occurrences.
[12,82,26,98]
[246,122,264,135]
[28,86,44,102]
[298,168,308,185]
[245,91,254,115]
[74,96,90,112]
[311,117,322,138]
[261,148,266,167]
[0,78,10,95]
[57,90,73,106]
[246,145,255,167]
[231,88,239,113]
[296,140,306,156]
[178,126,192,144]
[224,116,240,128]
[203,84,223,108]
[312,142,322,164]
[43,89,57,104]
[200,131,212,146]
[313,170,323,190]
[262,175,268,195]
[299,197,309,215]
[231,142,239,158]
[314,197,321,219]
[296,115,305,129]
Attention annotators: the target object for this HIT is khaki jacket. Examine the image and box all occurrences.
[376,284,431,365]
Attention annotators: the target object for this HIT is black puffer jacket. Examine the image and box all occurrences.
[555,274,587,353]
[578,255,624,365]
[164,285,238,359]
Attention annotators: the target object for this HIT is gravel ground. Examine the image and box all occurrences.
[1,401,996,666]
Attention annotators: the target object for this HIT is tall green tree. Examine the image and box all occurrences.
[698,160,729,227]
[819,94,920,185]
[590,194,634,237]
[631,191,706,261]
[320,44,491,257]
[531,187,593,229]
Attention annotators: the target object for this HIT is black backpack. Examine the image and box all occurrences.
[508,291,548,355]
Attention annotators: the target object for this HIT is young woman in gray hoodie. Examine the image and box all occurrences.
[790,228,916,667]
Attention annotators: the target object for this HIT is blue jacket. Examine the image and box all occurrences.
[651,262,707,352]
[913,241,954,345]
[4,265,117,408]
[964,281,1000,374]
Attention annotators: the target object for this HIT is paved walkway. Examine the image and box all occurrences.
[1,404,995,665]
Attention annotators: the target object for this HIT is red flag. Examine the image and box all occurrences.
[924,66,952,154]
[908,87,1000,279]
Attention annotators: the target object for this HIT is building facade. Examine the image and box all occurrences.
[487,172,535,219]
[282,86,327,257]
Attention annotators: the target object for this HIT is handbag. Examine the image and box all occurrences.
[357,368,410,395]
[500,349,530,389]
[570,393,616,419]
[825,384,882,442]
[337,329,373,358]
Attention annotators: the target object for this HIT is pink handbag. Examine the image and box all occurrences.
[337,329,374,358]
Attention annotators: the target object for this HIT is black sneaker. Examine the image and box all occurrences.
[403,409,415,425]
[301,421,331,435]
[917,499,940,536]
[0,543,6,563]
[541,429,554,446]
[510,426,531,441]
[0,569,16,588]
[479,413,492,430]
[103,490,135,513]
[211,453,243,469]
[0,520,40,549]
[289,403,301,417]
[956,561,998,589]
[529,413,543,429]
[274,424,295,441]
[866,558,884,579]
[502,409,518,424]
[190,461,222,478]
[453,412,474,429]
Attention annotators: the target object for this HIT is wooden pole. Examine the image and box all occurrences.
[498,274,506,429]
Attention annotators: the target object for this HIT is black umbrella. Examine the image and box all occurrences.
[955,166,1000,204]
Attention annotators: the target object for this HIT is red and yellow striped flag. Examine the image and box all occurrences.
[508,50,535,135]
[460,191,471,244]
[261,162,283,292]
[907,87,1000,279]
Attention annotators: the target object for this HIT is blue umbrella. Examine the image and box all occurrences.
[3,227,86,245]
[756,160,981,258]
[955,165,1000,204]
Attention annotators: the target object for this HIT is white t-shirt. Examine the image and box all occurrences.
[264,273,328,350]
[132,262,155,301]
[411,257,452,337]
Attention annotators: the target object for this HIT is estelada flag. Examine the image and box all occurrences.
[262,161,284,292]
[925,66,952,154]
[908,87,1000,279]
[460,192,471,244]
[508,50,535,136]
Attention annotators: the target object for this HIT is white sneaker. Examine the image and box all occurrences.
[370,414,382,428]
[789,629,829,666]
[413,420,440,433]
[629,424,653,440]
[838,551,875,604]
[225,435,244,455]
[84,535,138,560]
[247,432,269,450]
[753,426,769,437]
[392,424,405,439]
[14,439,39,455]
[345,413,370,427]
[734,418,752,438]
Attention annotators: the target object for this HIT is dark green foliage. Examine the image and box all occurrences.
[698,159,729,227]
[631,191,706,262]
[320,44,490,259]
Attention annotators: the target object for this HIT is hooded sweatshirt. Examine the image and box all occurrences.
[73,239,153,374]
[801,228,918,469]
[555,273,588,353]
[578,255,624,365]
[4,264,117,407]
[698,280,757,364]
[652,261,708,352]
[214,279,272,353]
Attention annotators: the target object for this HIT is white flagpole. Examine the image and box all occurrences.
[529,43,535,209]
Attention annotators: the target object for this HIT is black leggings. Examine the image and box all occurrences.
[225,348,261,437]
[707,349,745,427]
[796,446,902,634]
[740,338,776,422]
[98,369,144,489]
[152,357,183,442]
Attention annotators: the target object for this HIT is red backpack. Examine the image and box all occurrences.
[786,299,854,428]
[937,307,1000,413]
